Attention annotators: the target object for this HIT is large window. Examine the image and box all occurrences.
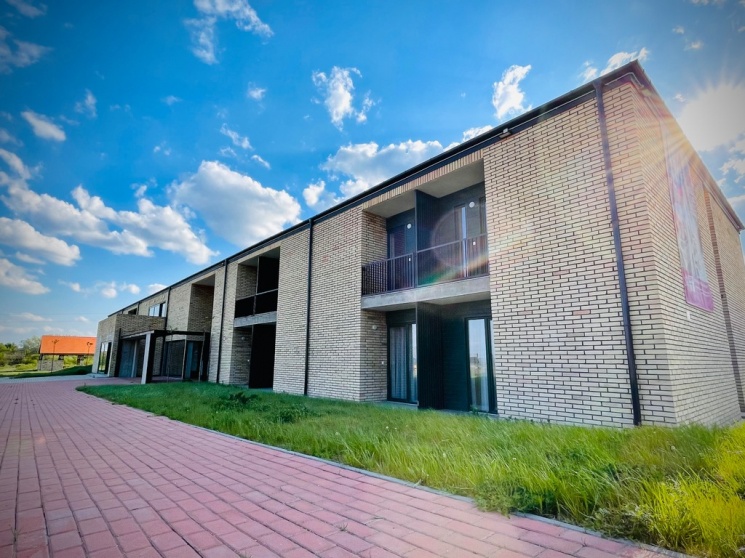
[148,302,167,317]
[98,342,111,373]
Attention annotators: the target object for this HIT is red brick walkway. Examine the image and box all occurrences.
[0,379,669,558]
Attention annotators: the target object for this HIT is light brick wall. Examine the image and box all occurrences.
[359,211,388,401]
[236,264,257,300]
[208,265,226,383]
[274,229,310,395]
[707,192,745,413]
[604,83,678,425]
[623,85,740,425]
[483,97,634,427]
[215,262,239,384]
[188,285,215,332]
[230,329,252,385]
[308,210,364,400]
[167,283,192,331]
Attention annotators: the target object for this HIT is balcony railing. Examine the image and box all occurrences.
[235,289,278,319]
[362,234,489,296]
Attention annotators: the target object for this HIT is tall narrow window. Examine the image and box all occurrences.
[389,324,417,403]
[467,319,491,412]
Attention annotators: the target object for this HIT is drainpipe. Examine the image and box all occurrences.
[215,259,228,384]
[303,218,314,396]
[594,81,642,426]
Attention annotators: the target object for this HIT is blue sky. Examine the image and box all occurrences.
[1,0,744,344]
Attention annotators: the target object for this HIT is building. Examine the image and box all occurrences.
[93,62,745,427]
[39,335,96,371]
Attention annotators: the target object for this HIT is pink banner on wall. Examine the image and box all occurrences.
[663,128,714,312]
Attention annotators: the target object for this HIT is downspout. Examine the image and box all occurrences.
[303,218,314,396]
[215,259,228,384]
[594,81,642,426]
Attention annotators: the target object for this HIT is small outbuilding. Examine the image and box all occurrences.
[38,335,96,371]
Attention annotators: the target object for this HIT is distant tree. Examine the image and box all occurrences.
[21,336,41,356]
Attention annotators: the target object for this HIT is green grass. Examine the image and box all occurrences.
[0,362,39,375]
[78,382,745,558]
[6,365,92,379]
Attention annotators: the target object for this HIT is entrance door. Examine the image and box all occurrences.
[467,318,495,412]
[389,324,417,403]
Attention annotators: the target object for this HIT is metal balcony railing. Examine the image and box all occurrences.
[234,289,279,318]
[362,234,489,295]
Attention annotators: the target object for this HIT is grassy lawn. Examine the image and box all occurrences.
[78,382,745,558]
[3,365,92,379]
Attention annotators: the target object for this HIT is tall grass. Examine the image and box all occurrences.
[79,383,745,558]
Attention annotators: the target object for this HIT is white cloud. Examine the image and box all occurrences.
[12,312,49,321]
[194,0,272,36]
[604,48,649,74]
[678,83,745,151]
[0,128,20,145]
[302,180,339,210]
[219,146,237,158]
[185,16,217,64]
[0,27,51,73]
[72,187,217,264]
[21,110,65,141]
[0,217,81,265]
[97,281,140,299]
[492,64,532,121]
[673,26,685,34]
[312,67,374,129]
[153,142,172,156]
[674,93,686,103]
[0,258,47,294]
[721,138,745,183]
[15,252,43,264]
[251,154,270,169]
[0,147,31,179]
[247,84,266,101]
[0,152,217,264]
[321,140,444,198]
[220,123,251,149]
[59,280,81,292]
[462,125,494,142]
[147,283,167,294]
[187,0,272,64]
[581,48,649,83]
[5,0,46,17]
[685,40,704,51]
[74,89,97,118]
[689,0,724,4]
[163,95,182,105]
[74,316,89,323]
[169,160,301,247]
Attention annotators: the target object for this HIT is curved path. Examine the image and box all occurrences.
[0,379,670,558]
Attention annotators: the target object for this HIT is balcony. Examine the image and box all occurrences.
[235,289,278,318]
[362,234,489,296]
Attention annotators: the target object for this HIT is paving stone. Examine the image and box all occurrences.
[0,379,671,558]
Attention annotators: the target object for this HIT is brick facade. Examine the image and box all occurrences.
[94,63,745,427]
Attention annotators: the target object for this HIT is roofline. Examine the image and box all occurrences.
[112,60,741,315]
[110,61,651,316]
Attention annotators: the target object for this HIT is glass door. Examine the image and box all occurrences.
[467,318,494,412]
[389,324,417,403]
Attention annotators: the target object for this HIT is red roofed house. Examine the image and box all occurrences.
[39,335,96,371]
